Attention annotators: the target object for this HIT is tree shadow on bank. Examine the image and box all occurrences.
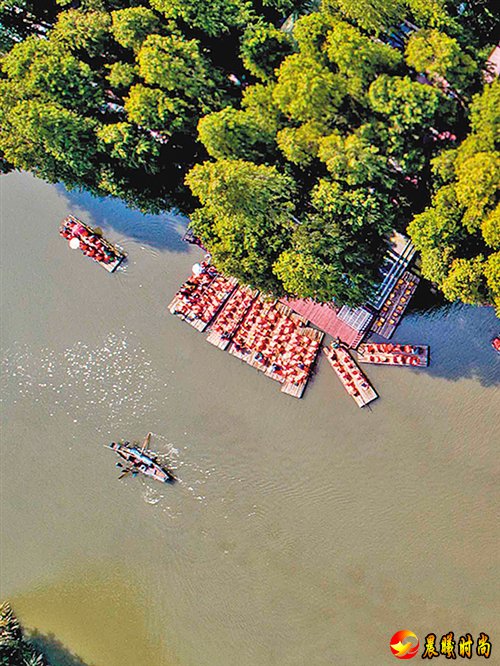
[29,631,95,666]
[56,185,190,254]
[375,291,500,387]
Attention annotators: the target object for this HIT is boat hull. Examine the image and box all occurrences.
[109,442,174,483]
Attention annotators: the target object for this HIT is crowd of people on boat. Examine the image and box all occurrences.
[327,347,372,400]
[211,287,256,340]
[361,342,426,365]
[372,275,417,333]
[171,263,236,324]
[59,217,120,265]
[170,266,321,389]
[231,300,320,385]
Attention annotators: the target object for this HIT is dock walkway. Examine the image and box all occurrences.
[369,272,419,339]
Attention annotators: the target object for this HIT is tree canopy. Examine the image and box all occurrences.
[408,82,500,313]
[0,0,292,211]
[0,0,498,309]
[0,601,46,666]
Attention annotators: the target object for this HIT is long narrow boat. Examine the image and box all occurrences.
[357,342,429,367]
[59,215,126,273]
[107,433,176,484]
[323,343,378,408]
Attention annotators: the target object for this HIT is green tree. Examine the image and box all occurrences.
[455,152,500,232]
[325,21,401,100]
[124,84,191,132]
[484,252,500,315]
[441,256,488,304]
[369,74,449,171]
[273,53,347,123]
[1,1,295,212]
[197,107,277,162]
[469,81,500,143]
[241,83,283,135]
[407,83,499,308]
[318,130,394,187]
[482,204,500,250]
[111,6,160,52]
[240,22,294,81]
[1,36,103,113]
[405,0,450,29]
[186,159,295,292]
[150,0,252,37]
[322,0,405,34]
[137,34,224,110]
[292,11,333,63]
[405,29,478,94]
[97,122,161,170]
[0,97,98,185]
[106,61,137,90]
[52,9,111,56]
[276,121,326,165]
[369,74,444,133]
[274,178,392,304]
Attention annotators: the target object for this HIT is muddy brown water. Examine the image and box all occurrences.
[1,172,499,666]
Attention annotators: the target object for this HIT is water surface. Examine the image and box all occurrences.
[1,172,499,665]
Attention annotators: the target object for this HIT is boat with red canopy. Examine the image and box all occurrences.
[59,215,126,272]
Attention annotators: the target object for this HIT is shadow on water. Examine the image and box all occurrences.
[56,185,189,254]
[51,183,500,388]
[29,631,95,666]
[383,299,500,387]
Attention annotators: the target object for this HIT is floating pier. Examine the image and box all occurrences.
[357,342,429,367]
[170,266,323,398]
[369,271,419,339]
[206,286,259,350]
[168,266,237,331]
[323,343,378,408]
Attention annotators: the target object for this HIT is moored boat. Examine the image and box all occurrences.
[323,342,378,408]
[107,433,176,484]
[59,215,126,272]
[492,337,500,354]
[357,342,429,367]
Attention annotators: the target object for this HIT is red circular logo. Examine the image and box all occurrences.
[390,630,420,659]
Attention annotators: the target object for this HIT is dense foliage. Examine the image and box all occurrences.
[0,601,46,666]
[0,0,297,210]
[408,81,500,313]
[188,0,490,302]
[0,0,498,307]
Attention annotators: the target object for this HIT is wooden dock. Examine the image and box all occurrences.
[226,297,323,397]
[370,271,419,339]
[206,286,259,350]
[170,268,323,398]
[357,343,429,367]
[168,270,237,332]
[323,343,378,408]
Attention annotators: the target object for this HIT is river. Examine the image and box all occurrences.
[0,171,498,666]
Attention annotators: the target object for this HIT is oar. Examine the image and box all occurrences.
[140,432,152,453]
